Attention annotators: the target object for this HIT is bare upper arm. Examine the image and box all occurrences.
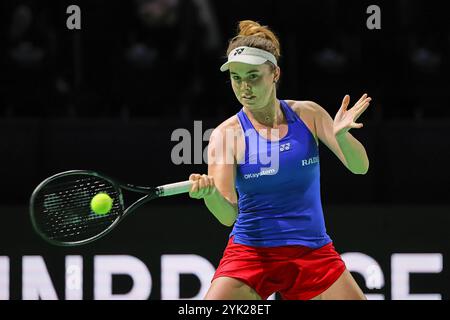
[306,100,349,168]
[207,118,240,206]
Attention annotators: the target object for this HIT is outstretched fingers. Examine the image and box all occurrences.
[354,98,372,120]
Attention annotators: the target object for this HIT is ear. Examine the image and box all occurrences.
[274,66,281,83]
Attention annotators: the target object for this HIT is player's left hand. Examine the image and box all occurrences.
[333,93,371,137]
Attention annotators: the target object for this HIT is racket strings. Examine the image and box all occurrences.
[32,175,123,242]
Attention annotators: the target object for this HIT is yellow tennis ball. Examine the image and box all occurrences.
[90,193,113,215]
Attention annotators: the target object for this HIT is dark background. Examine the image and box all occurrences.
[0,0,449,300]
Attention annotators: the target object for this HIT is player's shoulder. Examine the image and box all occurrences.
[284,99,322,117]
[209,114,242,142]
[217,114,241,130]
[284,99,321,145]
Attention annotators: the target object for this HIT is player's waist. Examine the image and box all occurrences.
[231,225,331,248]
[237,193,322,212]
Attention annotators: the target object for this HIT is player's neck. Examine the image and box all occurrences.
[245,97,282,128]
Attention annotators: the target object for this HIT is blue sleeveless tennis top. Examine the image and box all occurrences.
[230,100,332,248]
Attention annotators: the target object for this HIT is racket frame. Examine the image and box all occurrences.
[30,170,161,246]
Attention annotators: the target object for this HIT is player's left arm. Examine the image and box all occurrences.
[307,94,371,174]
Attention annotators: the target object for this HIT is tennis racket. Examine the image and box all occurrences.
[30,170,192,246]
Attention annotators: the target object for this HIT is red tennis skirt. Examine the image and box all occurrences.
[212,236,346,300]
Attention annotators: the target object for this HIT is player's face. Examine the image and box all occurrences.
[229,62,279,110]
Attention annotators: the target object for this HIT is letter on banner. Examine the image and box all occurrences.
[0,256,9,300]
[391,253,443,300]
[94,255,152,300]
[161,254,215,300]
[22,256,58,300]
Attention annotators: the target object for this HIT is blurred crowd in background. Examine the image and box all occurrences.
[1,0,449,120]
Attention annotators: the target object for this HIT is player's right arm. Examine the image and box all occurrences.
[189,123,238,227]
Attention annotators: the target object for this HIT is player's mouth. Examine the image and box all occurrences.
[242,95,255,101]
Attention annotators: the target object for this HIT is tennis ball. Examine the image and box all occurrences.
[90,193,113,215]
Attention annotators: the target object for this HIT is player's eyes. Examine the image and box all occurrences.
[231,74,259,82]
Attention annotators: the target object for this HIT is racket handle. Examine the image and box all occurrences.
[158,180,193,197]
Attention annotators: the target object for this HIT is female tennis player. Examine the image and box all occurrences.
[189,20,370,300]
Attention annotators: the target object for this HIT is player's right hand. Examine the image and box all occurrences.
[189,174,216,199]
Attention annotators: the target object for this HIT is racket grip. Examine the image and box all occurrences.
[158,180,193,197]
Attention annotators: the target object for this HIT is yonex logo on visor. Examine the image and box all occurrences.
[220,46,278,72]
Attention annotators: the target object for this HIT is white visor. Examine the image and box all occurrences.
[220,46,277,72]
